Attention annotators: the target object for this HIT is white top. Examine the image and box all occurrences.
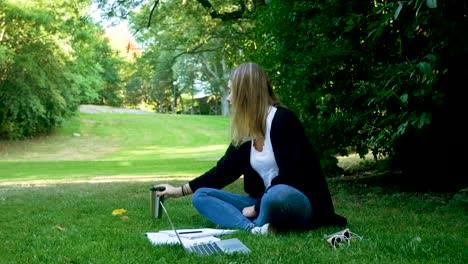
[250,106,279,188]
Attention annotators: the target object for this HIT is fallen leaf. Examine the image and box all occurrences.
[55,225,66,231]
[112,208,127,215]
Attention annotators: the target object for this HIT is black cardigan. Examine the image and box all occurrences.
[189,106,347,229]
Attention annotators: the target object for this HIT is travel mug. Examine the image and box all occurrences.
[150,186,164,219]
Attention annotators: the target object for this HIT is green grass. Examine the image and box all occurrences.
[0,113,230,183]
[0,111,467,263]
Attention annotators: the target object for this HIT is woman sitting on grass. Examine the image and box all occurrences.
[154,62,347,235]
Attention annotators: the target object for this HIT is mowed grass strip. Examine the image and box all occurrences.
[0,113,230,182]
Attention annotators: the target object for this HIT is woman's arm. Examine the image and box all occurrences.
[189,143,244,192]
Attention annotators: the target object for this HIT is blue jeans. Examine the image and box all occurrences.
[192,184,312,231]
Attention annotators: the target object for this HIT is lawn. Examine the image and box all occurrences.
[0,112,230,183]
[0,110,466,263]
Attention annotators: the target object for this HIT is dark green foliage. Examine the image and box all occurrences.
[0,2,79,138]
[250,0,466,190]
[0,1,125,139]
[252,0,365,175]
[351,0,466,191]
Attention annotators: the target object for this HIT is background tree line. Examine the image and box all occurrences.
[1,0,465,191]
[0,0,125,138]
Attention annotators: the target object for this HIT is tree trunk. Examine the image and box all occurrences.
[221,96,230,116]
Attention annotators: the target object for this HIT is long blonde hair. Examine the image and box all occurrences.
[229,62,282,147]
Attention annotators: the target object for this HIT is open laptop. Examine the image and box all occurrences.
[159,201,251,255]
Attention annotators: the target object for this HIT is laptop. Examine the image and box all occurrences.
[159,201,251,255]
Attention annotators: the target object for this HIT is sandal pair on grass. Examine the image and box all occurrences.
[324,229,363,249]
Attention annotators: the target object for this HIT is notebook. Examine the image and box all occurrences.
[159,201,251,255]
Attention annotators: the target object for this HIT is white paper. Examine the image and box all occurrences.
[145,232,220,247]
[158,228,238,239]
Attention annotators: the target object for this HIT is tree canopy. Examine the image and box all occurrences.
[0,0,125,138]
[1,0,466,191]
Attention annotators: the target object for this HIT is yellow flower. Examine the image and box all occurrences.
[112,208,127,215]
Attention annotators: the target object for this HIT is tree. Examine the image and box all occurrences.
[250,0,466,190]
[0,0,125,139]
[0,0,82,138]
[98,0,260,116]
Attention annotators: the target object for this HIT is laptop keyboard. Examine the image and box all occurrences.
[190,242,224,255]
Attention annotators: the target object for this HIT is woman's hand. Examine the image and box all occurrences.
[152,184,183,199]
[242,205,258,218]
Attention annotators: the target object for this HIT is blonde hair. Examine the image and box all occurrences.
[229,62,282,147]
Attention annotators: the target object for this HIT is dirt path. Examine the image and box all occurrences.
[79,104,153,114]
[0,176,194,187]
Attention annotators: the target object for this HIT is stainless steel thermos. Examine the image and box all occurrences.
[150,186,164,219]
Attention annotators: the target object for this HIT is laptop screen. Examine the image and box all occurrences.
[159,201,189,252]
